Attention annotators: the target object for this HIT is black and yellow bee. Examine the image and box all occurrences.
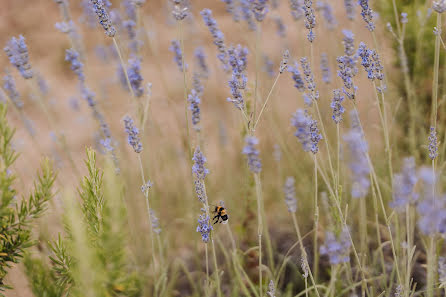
[212,205,229,224]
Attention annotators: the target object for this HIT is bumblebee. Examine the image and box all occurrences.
[212,205,229,224]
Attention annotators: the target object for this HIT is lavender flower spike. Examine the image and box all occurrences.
[127,58,144,97]
[4,35,33,79]
[357,42,384,82]
[172,0,188,20]
[303,0,316,42]
[3,74,24,109]
[197,209,213,243]
[242,136,262,173]
[344,0,355,20]
[283,177,297,212]
[433,0,446,13]
[343,111,370,198]
[331,89,345,124]
[320,227,351,265]
[250,0,269,22]
[123,115,143,153]
[65,48,85,82]
[429,126,438,160]
[188,89,201,131]
[170,40,187,72]
[337,30,358,99]
[390,157,418,211]
[358,0,375,31]
[201,9,229,71]
[192,146,210,180]
[90,0,116,37]
[320,53,331,84]
[291,109,322,153]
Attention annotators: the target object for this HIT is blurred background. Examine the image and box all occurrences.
[0,0,440,296]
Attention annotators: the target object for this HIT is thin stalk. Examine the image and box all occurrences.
[254,73,281,130]
[313,154,319,281]
[201,182,220,297]
[359,197,367,261]
[314,101,336,189]
[427,236,436,297]
[254,173,263,297]
[324,265,339,297]
[291,213,321,297]
[336,124,340,201]
[433,14,442,127]
[253,22,262,122]
[205,244,210,290]
[177,21,192,159]
[372,82,393,185]
[137,154,158,271]
[211,239,222,297]
[113,37,136,101]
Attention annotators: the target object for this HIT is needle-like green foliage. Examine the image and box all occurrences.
[0,103,56,295]
[26,149,143,297]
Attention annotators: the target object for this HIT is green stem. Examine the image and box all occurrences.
[433,14,441,128]
[177,21,192,159]
[113,37,136,102]
[313,154,319,282]
[254,73,281,130]
[137,154,158,271]
[254,173,263,297]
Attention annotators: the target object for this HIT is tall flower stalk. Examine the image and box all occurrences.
[192,147,221,297]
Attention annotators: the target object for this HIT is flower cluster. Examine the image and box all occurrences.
[357,42,384,82]
[289,0,304,20]
[172,0,188,20]
[3,74,23,109]
[429,126,438,160]
[343,111,370,198]
[201,9,229,71]
[317,2,337,30]
[283,177,297,213]
[288,62,305,93]
[242,136,262,174]
[227,45,248,109]
[192,146,210,180]
[390,157,418,211]
[123,115,143,153]
[241,0,257,31]
[433,0,446,13]
[344,0,355,20]
[320,53,331,84]
[127,58,144,97]
[267,280,276,297]
[188,89,201,131]
[358,0,375,31]
[274,16,286,38]
[141,180,153,193]
[65,49,85,82]
[337,30,358,99]
[170,40,187,72]
[197,209,213,243]
[150,209,162,234]
[4,35,33,79]
[291,109,322,154]
[90,0,116,37]
[194,47,209,78]
[301,57,319,103]
[303,0,316,42]
[331,89,345,124]
[250,0,269,22]
[320,227,351,265]
[279,50,290,74]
